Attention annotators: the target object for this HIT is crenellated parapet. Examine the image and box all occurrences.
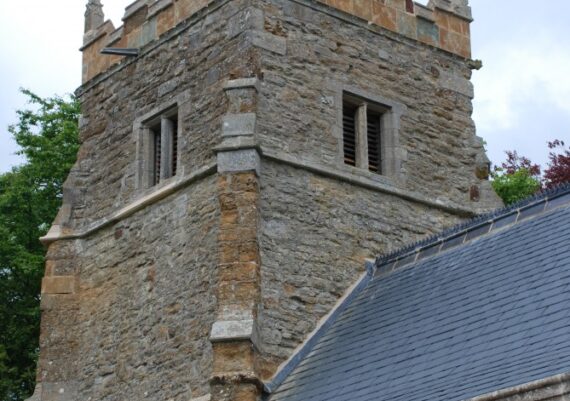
[81,0,472,84]
[81,0,213,83]
[318,0,472,58]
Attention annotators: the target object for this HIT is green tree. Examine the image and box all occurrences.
[491,168,542,206]
[0,89,79,401]
[491,150,542,206]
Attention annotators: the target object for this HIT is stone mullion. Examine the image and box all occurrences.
[160,116,174,180]
[356,103,369,170]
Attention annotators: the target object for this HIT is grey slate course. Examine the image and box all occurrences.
[269,199,570,401]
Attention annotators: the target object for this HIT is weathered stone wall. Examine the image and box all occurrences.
[72,0,261,230]
[33,0,502,400]
[248,0,501,379]
[257,159,464,377]
[82,0,472,83]
[256,0,495,210]
[37,2,265,400]
[39,178,219,401]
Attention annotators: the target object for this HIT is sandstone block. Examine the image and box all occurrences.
[212,341,255,374]
[41,276,75,295]
[219,262,259,282]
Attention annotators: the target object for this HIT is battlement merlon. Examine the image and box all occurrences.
[80,0,473,84]
[429,0,472,21]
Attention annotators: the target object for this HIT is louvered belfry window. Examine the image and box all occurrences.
[342,95,384,175]
[149,109,178,186]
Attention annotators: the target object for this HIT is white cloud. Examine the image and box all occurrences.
[474,37,570,131]
[0,0,130,172]
[103,1,131,28]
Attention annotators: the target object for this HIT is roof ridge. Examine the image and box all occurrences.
[374,181,570,276]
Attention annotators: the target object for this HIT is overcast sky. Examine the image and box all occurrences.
[0,0,569,173]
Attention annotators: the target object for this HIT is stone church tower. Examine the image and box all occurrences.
[31,0,500,400]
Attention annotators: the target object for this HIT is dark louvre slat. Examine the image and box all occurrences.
[367,111,382,173]
[172,117,178,177]
[343,103,357,166]
[154,130,161,185]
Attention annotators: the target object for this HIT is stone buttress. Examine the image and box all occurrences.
[211,78,264,400]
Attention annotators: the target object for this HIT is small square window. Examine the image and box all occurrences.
[146,109,178,187]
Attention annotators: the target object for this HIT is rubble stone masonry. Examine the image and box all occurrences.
[31,0,500,400]
[40,180,219,400]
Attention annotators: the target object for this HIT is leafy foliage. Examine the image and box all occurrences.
[544,140,570,188]
[491,168,542,206]
[491,150,542,206]
[491,140,570,205]
[495,150,541,177]
[0,90,79,401]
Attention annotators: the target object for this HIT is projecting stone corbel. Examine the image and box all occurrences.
[210,318,261,348]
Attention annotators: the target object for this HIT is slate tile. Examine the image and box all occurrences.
[271,204,570,401]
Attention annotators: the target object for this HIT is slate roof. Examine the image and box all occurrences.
[268,186,570,401]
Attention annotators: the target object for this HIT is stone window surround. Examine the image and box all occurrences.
[134,92,190,190]
[335,85,406,182]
